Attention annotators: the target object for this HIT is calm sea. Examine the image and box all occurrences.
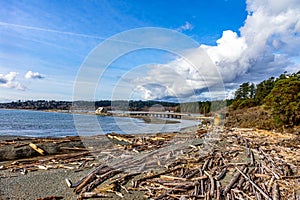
[0,109,198,138]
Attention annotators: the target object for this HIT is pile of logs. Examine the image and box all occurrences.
[0,151,98,173]
[105,132,176,151]
[0,136,86,161]
[66,129,299,199]
[1,129,298,199]
[0,136,103,173]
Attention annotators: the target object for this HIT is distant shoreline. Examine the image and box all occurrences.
[0,108,187,125]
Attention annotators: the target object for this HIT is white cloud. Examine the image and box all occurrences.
[201,30,249,82]
[25,70,45,79]
[132,0,300,100]
[202,0,300,83]
[177,21,194,31]
[0,72,26,90]
[129,48,224,101]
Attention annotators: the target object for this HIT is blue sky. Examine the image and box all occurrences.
[0,0,299,102]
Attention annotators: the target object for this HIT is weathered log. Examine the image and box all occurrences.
[202,158,210,170]
[160,175,187,181]
[204,171,215,197]
[67,164,107,188]
[110,172,140,186]
[193,181,200,196]
[191,175,208,181]
[80,169,121,193]
[199,168,205,195]
[29,143,45,155]
[216,181,222,200]
[216,167,227,181]
[185,169,200,179]
[249,149,255,166]
[223,165,246,194]
[251,176,262,200]
[133,165,183,187]
[236,167,248,189]
[267,176,275,193]
[235,167,272,200]
[153,182,195,200]
[74,173,97,194]
[272,182,280,200]
[78,192,110,199]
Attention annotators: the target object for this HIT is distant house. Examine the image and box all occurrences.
[95,107,107,114]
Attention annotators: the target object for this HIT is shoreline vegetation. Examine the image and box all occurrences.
[227,71,300,131]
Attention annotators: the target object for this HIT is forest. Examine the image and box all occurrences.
[230,71,300,127]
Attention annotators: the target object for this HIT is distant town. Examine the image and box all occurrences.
[0,100,72,110]
[0,100,179,112]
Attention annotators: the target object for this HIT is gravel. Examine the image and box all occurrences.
[0,168,88,200]
[0,166,146,200]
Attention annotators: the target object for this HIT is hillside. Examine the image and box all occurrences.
[225,71,300,132]
[224,106,300,133]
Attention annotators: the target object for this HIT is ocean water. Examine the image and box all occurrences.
[0,109,198,138]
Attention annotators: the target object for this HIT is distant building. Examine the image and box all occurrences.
[95,107,107,114]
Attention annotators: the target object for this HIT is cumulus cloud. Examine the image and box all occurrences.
[202,0,300,83]
[130,48,224,101]
[25,70,45,79]
[132,0,300,100]
[0,72,26,90]
[177,21,194,31]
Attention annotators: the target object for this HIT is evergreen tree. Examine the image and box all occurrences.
[235,82,250,99]
[254,77,275,104]
[265,74,300,126]
[249,83,255,99]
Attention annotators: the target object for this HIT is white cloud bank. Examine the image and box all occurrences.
[207,0,300,81]
[133,0,300,101]
[0,72,26,90]
[25,70,45,79]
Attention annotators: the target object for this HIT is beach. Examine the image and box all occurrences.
[0,128,299,200]
[0,134,148,200]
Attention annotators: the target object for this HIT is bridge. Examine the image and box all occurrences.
[124,111,214,121]
[106,110,215,121]
[128,111,189,119]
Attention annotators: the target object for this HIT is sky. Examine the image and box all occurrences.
[0,0,299,102]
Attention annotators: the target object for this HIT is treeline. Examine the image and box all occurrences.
[178,100,231,114]
[75,100,227,114]
[0,99,230,114]
[74,100,179,111]
[0,100,179,111]
[0,100,72,110]
[231,71,300,127]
